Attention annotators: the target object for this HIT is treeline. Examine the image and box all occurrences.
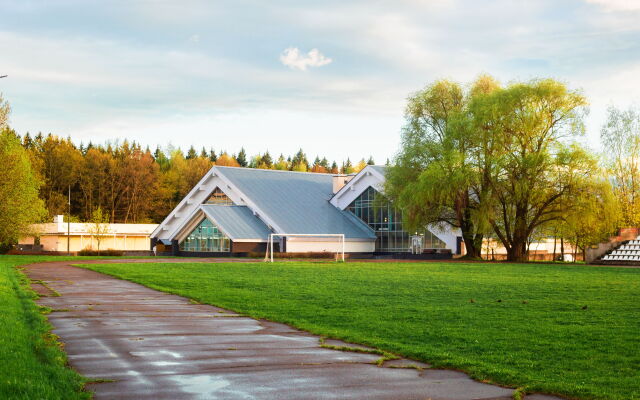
[10,131,376,224]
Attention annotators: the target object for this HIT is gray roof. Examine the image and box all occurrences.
[370,165,387,176]
[201,205,272,241]
[216,167,376,240]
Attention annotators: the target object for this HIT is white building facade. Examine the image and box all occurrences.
[151,165,462,258]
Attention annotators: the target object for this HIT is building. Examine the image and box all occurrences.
[481,237,580,261]
[151,165,462,257]
[18,215,157,253]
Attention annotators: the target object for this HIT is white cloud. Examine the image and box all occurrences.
[279,47,332,71]
[188,34,200,43]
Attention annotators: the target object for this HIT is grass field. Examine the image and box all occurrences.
[81,260,640,400]
[0,255,94,400]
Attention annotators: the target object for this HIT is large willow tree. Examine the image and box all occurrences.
[470,79,598,262]
[385,76,498,258]
[389,77,610,262]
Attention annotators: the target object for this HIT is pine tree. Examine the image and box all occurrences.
[260,151,273,168]
[186,146,197,160]
[209,148,217,162]
[237,148,248,167]
[200,147,208,158]
[367,156,375,165]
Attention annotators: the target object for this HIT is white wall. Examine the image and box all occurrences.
[285,238,374,253]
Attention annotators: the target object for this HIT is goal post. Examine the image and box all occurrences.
[264,233,345,262]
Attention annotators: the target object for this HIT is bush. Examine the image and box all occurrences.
[77,248,123,256]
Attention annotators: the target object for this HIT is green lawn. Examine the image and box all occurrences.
[81,261,640,400]
[0,255,93,399]
[0,255,156,400]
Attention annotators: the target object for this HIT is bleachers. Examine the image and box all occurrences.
[600,237,640,263]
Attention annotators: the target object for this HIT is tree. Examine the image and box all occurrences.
[0,126,46,249]
[291,149,309,171]
[0,94,9,128]
[386,77,497,258]
[186,145,197,160]
[274,154,289,170]
[471,78,590,261]
[367,156,375,165]
[258,151,273,169]
[354,158,368,172]
[237,148,248,167]
[561,174,620,261]
[341,158,354,174]
[215,152,240,167]
[36,134,83,217]
[600,105,640,227]
[208,149,217,162]
[88,206,110,254]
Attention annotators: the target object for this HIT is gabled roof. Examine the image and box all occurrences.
[330,165,387,204]
[215,167,375,240]
[201,205,271,241]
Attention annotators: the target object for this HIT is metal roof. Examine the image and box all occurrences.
[201,205,272,241]
[216,167,376,240]
[369,165,387,175]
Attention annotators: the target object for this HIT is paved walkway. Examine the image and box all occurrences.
[25,259,560,400]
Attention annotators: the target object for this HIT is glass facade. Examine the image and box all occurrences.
[204,187,234,205]
[179,218,230,252]
[346,186,446,252]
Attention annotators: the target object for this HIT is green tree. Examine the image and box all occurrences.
[386,77,498,258]
[600,105,640,227]
[291,149,309,171]
[472,79,590,261]
[186,145,197,160]
[341,158,354,174]
[237,148,248,167]
[274,154,289,170]
[0,94,9,128]
[0,127,46,249]
[561,172,620,261]
[88,206,110,254]
[259,151,273,169]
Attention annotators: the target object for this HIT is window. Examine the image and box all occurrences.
[346,186,446,252]
[179,218,230,252]
[204,187,234,205]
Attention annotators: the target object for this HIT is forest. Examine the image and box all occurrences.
[9,129,376,224]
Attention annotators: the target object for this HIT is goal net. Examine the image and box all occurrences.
[264,233,345,262]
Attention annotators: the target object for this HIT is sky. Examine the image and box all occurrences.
[1,0,640,163]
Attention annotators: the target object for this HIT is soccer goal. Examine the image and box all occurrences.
[264,233,345,262]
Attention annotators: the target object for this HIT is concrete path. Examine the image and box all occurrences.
[25,259,559,400]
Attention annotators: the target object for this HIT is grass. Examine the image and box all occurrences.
[0,255,154,399]
[80,260,640,400]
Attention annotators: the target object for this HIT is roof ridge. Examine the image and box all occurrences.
[214,166,333,176]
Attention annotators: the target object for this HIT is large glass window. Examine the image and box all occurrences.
[204,187,234,205]
[346,186,446,252]
[179,218,230,252]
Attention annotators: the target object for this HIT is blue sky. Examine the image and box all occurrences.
[1,0,640,163]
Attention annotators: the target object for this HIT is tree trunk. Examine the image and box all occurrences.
[506,236,529,262]
[460,220,483,259]
[552,236,557,261]
[560,237,565,261]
